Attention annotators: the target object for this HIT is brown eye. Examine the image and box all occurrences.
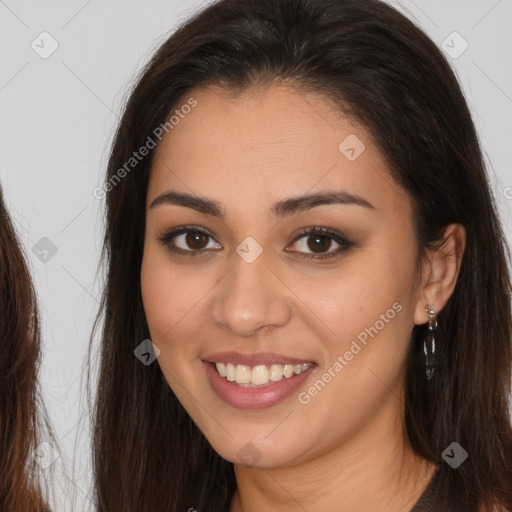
[185,231,209,250]
[306,234,333,253]
[286,226,353,260]
[158,225,352,260]
[157,226,222,255]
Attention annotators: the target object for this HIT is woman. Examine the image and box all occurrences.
[0,187,51,511]
[91,0,512,510]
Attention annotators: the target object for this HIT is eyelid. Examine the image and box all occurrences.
[156,224,353,259]
[156,225,220,256]
[285,225,353,259]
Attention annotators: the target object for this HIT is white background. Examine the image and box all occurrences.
[0,1,511,510]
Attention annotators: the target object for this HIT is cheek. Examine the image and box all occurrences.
[140,247,199,344]
[294,279,414,449]
[298,250,413,348]
[301,240,417,387]
[140,256,172,338]
[140,247,203,397]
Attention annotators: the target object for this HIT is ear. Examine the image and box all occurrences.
[413,223,466,326]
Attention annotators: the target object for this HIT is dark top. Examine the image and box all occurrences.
[410,469,480,512]
[410,469,444,512]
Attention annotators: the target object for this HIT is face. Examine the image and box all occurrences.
[141,84,423,469]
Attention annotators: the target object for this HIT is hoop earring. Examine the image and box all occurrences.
[424,305,438,380]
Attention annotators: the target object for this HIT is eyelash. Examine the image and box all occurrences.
[157,225,353,260]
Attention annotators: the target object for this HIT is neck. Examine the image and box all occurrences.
[229,395,437,512]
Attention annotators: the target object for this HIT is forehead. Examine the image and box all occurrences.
[148,84,411,217]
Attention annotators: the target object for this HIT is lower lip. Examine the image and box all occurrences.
[203,361,316,409]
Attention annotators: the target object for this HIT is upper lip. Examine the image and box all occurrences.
[202,351,315,367]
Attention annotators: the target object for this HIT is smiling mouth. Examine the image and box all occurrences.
[212,361,314,387]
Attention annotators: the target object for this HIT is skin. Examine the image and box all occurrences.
[141,83,466,512]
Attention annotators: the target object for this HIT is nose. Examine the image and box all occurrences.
[209,246,292,338]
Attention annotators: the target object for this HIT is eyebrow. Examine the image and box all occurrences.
[149,189,375,217]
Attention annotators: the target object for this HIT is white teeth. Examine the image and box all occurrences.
[226,363,236,382]
[251,365,270,385]
[214,361,312,386]
[235,365,251,384]
[283,364,295,378]
[269,364,283,381]
[216,362,226,378]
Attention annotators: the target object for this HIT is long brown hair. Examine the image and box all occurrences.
[0,186,51,511]
[91,0,512,510]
